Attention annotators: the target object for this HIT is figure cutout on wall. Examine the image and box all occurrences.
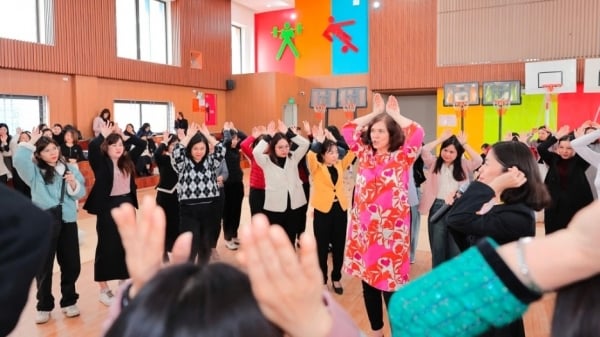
[322,16,358,53]
[272,21,303,60]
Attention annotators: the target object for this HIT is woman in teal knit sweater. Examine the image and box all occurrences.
[13,128,86,325]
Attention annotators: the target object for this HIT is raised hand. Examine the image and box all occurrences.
[198,123,211,138]
[176,128,185,141]
[238,214,332,337]
[457,130,467,145]
[267,121,276,136]
[302,120,311,135]
[161,130,171,143]
[385,95,401,117]
[277,120,288,134]
[555,125,570,139]
[251,126,261,138]
[111,196,192,297]
[29,127,43,144]
[223,121,232,131]
[439,128,453,142]
[487,166,527,195]
[373,93,385,114]
[100,122,114,138]
[186,122,200,137]
[313,121,325,142]
[574,126,585,139]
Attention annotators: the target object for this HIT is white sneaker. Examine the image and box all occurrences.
[99,289,114,306]
[35,311,51,324]
[61,304,80,318]
[225,240,239,250]
[232,237,240,245]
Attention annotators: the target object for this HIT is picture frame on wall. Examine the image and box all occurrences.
[443,82,480,106]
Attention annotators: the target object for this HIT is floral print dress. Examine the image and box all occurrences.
[343,122,424,291]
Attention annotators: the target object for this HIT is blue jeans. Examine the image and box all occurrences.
[428,199,460,267]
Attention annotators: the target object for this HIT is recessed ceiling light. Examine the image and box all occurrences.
[373,1,381,8]
[290,12,297,19]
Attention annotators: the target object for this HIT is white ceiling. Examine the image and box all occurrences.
[232,0,295,13]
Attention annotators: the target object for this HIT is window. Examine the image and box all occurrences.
[231,25,242,74]
[0,95,45,133]
[0,0,54,44]
[113,101,171,134]
[116,0,172,65]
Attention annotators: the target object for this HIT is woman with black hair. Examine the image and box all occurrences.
[93,108,111,137]
[0,122,12,183]
[84,122,147,307]
[252,120,309,245]
[172,122,225,265]
[13,128,86,324]
[306,122,355,294]
[445,141,551,337]
[153,131,180,258]
[538,125,593,234]
[419,129,482,267]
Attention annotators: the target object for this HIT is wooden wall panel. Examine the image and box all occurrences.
[0,68,227,138]
[369,0,589,91]
[438,0,600,66]
[0,0,231,90]
[226,73,370,132]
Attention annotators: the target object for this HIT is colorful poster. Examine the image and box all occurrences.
[205,93,217,126]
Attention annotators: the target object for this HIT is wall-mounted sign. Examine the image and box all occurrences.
[323,16,358,53]
[272,22,303,60]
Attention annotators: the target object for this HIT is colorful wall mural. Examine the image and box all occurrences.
[436,83,600,149]
[255,1,368,76]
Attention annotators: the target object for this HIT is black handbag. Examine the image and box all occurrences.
[47,174,66,226]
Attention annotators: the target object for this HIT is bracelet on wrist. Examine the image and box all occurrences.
[516,237,543,294]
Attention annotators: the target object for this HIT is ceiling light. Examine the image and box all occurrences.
[372,1,381,9]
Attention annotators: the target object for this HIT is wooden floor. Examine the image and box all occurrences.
[8,187,555,337]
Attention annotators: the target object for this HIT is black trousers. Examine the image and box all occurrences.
[248,187,265,216]
[313,202,347,283]
[362,281,394,331]
[263,199,306,245]
[223,181,244,241]
[36,220,81,311]
[180,200,219,265]
[95,195,131,281]
[156,191,179,252]
[295,182,311,238]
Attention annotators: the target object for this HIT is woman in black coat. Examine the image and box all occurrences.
[153,131,180,257]
[445,141,551,337]
[83,123,146,306]
[538,126,594,234]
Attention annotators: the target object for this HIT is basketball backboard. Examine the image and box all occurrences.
[482,81,522,105]
[337,87,368,108]
[310,88,338,109]
[443,82,479,107]
[524,59,577,94]
[584,58,600,93]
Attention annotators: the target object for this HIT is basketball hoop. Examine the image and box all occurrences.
[541,83,562,93]
[342,102,356,120]
[313,103,326,121]
[453,100,469,116]
[493,99,511,116]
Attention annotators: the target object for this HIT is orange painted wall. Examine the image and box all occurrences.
[294,1,332,76]
[436,88,484,149]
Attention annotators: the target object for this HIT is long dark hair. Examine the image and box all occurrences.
[432,135,466,181]
[100,108,111,121]
[104,263,283,337]
[34,137,63,184]
[360,113,405,153]
[552,274,600,337]
[491,141,551,211]
[100,133,135,176]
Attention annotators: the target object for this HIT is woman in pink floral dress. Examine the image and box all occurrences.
[342,94,424,337]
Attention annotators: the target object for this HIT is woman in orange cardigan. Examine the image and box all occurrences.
[307,123,355,294]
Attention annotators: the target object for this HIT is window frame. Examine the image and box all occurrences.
[113,100,172,133]
[0,0,53,45]
[116,0,172,65]
[231,24,243,74]
[0,94,46,133]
